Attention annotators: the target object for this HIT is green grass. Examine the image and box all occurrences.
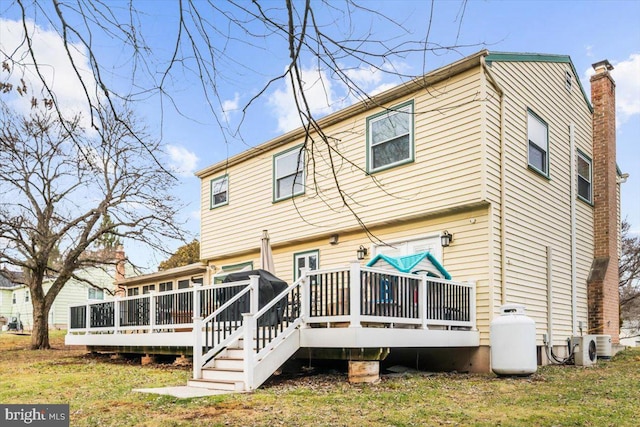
[1,331,639,426]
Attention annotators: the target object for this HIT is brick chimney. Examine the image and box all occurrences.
[114,245,126,297]
[587,59,620,343]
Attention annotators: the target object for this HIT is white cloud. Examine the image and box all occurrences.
[221,92,240,121]
[612,53,640,123]
[344,65,383,87]
[0,18,98,125]
[166,145,199,177]
[584,53,640,125]
[267,66,340,133]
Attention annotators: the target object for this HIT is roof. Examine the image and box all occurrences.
[484,51,593,113]
[115,262,208,287]
[195,50,489,178]
[366,252,451,280]
[196,50,595,178]
[0,269,26,289]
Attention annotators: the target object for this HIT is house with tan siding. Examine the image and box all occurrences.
[194,50,621,371]
[67,50,622,389]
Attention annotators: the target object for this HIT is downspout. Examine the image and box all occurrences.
[569,123,577,334]
[481,57,507,306]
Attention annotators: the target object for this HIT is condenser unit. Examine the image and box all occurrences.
[571,335,597,367]
[595,335,612,359]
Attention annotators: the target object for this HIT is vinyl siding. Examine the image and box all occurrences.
[208,206,492,342]
[487,60,593,345]
[200,67,485,261]
[9,267,120,329]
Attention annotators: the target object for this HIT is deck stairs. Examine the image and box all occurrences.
[188,325,301,392]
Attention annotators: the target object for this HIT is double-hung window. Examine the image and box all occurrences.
[274,146,305,201]
[527,110,549,176]
[367,101,414,173]
[210,175,229,208]
[577,151,592,203]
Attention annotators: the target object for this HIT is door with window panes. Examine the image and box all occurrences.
[294,251,318,281]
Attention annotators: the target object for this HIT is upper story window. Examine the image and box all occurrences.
[577,151,592,203]
[273,146,305,201]
[88,288,104,300]
[565,70,573,91]
[527,110,549,177]
[12,292,16,304]
[25,290,29,302]
[210,175,229,209]
[367,101,414,173]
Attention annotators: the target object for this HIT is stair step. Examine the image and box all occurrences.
[188,378,244,392]
[213,357,244,370]
[202,367,245,382]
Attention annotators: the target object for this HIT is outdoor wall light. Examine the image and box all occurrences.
[440,231,453,247]
[329,234,339,245]
[356,245,368,260]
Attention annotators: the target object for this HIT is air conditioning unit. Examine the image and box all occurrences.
[595,335,612,359]
[572,335,597,367]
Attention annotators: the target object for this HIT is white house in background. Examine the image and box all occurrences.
[1,248,131,330]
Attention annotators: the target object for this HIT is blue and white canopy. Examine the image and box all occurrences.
[366,252,451,280]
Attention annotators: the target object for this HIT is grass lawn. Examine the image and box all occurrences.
[1,331,638,426]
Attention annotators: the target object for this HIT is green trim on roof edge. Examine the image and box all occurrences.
[486,51,593,113]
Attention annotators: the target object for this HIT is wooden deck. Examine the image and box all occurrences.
[66,263,478,390]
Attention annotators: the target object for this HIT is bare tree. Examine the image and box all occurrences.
[0,0,475,242]
[0,100,184,349]
[620,220,640,338]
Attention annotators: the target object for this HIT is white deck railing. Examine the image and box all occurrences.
[68,263,476,384]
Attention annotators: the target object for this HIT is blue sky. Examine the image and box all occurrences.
[1,0,639,270]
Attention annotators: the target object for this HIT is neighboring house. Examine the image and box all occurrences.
[620,321,639,347]
[2,248,131,330]
[193,50,622,371]
[0,270,25,326]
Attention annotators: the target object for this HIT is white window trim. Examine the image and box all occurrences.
[273,146,305,202]
[210,175,229,209]
[527,109,549,177]
[367,101,414,173]
[577,150,593,204]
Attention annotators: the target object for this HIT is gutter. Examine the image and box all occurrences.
[480,57,507,306]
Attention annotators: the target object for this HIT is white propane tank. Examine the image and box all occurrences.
[490,304,537,376]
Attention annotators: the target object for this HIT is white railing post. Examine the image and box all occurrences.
[469,281,477,330]
[349,261,361,328]
[114,298,120,334]
[243,312,255,391]
[249,275,260,314]
[67,306,72,332]
[192,282,203,380]
[85,302,91,334]
[149,292,156,333]
[299,268,310,327]
[420,275,428,329]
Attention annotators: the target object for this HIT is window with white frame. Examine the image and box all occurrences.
[127,287,139,297]
[210,175,229,208]
[274,146,305,201]
[527,110,549,176]
[577,151,592,203]
[177,279,190,289]
[142,284,155,294]
[12,292,16,304]
[25,290,29,302]
[367,101,414,172]
[88,288,104,300]
[294,250,319,281]
[213,261,253,284]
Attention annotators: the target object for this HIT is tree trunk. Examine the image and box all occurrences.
[30,297,51,349]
